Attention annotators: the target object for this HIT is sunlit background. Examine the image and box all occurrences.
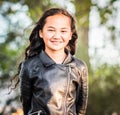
[0,0,120,115]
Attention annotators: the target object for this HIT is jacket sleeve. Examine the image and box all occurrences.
[19,61,32,115]
[76,62,88,115]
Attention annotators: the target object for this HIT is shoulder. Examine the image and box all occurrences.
[19,54,43,79]
[23,54,41,67]
[20,54,42,73]
[73,57,87,71]
[73,57,88,79]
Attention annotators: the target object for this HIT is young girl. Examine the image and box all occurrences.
[19,8,88,115]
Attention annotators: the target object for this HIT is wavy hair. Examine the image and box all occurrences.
[9,8,78,92]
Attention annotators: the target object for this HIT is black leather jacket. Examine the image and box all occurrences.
[20,50,88,115]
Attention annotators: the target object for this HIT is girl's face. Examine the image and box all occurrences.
[39,14,72,53]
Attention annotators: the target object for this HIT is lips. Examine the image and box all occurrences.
[51,40,62,44]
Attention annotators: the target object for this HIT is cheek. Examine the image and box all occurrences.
[47,33,54,38]
[44,32,55,39]
[63,34,72,40]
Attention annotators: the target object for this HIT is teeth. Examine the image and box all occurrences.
[52,41,60,42]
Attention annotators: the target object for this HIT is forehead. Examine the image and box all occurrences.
[45,14,71,26]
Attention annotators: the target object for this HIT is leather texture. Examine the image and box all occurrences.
[20,50,88,115]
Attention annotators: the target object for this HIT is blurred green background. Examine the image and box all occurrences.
[0,0,120,115]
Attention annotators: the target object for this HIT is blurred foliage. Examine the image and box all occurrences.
[23,0,59,21]
[92,0,120,44]
[0,0,120,115]
[87,64,120,115]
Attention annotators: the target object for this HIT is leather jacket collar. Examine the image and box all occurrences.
[39,50,73,67]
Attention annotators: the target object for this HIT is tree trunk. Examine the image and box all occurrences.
[74,0,92,72]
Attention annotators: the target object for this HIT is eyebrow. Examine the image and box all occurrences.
[47,26,69,30]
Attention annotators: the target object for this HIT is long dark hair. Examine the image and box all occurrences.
[9,8,78,92]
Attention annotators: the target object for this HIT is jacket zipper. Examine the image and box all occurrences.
[29,110,42,115]
[63,66,71,115]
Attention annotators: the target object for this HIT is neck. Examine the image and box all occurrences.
[45,49,67,64]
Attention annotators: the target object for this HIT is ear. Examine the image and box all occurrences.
[39,30,43,38]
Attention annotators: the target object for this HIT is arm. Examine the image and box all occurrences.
[19,61,32,115]
[76,63,88,115]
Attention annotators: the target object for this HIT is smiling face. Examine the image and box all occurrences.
[39,14,72,54]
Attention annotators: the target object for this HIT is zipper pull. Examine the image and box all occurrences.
[69,66,71,73]
[38,110,42,115]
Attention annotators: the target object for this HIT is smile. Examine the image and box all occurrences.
[51,41,63,44]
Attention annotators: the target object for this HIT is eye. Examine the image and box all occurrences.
[48,29,54,32]
[61,30,67,33]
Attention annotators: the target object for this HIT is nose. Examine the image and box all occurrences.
[53,31,61,39]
